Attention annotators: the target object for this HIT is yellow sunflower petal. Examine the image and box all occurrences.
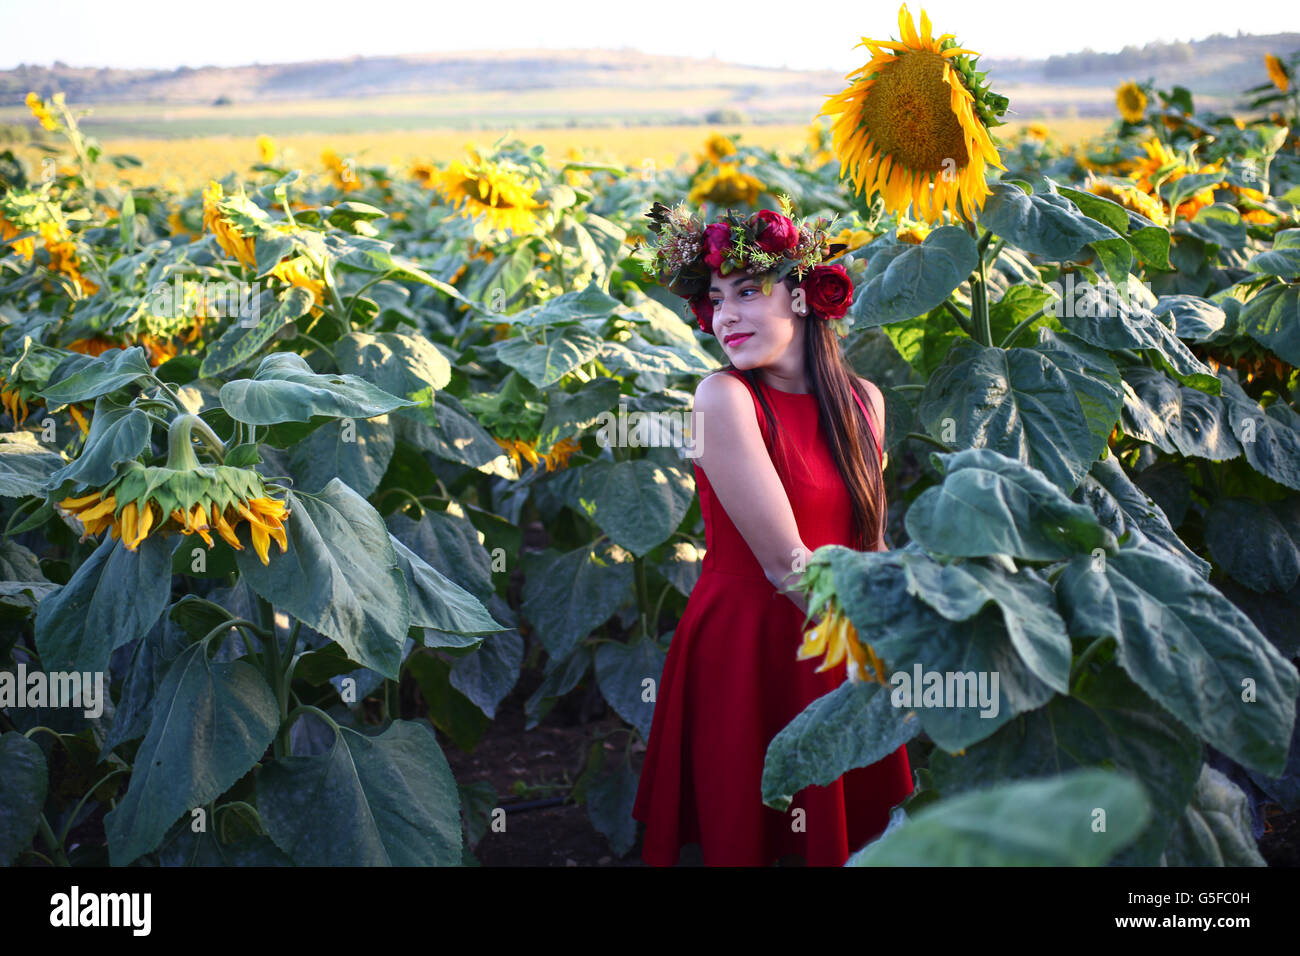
[80,494,119,523]
[120,501,138,550]
[60,490,103,510]
[213,508,244,550]
[249,521,271,565]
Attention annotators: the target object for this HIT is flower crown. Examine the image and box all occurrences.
[638,197,856,337]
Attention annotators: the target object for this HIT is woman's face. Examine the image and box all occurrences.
[708,271,805,376]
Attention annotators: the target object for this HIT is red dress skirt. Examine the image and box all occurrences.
[632,369,913,866]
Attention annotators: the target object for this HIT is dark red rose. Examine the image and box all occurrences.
[802,264,854,321]
[701,222,731,270]
[689,293,714,334]
[753,209,798,254]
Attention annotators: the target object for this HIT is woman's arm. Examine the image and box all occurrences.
[691,373,814,615]
[856,375,890,553]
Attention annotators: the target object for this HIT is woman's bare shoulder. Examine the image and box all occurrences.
[693,369,750,408]
[854,375,886,432]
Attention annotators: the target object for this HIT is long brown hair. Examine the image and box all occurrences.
[705,276,886,551]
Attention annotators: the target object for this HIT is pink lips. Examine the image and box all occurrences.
[724,333,753,347]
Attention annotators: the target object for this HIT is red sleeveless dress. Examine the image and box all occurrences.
[632,369,914,866]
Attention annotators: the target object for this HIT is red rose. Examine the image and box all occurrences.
[802,264,854,321]
[701,222,731,270]
[689,293,714,334]
[753,209,798,254]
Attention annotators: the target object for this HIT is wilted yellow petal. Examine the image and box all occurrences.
[250,521,270,565]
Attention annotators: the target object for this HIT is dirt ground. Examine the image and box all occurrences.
[441,665,650,867]
[441,666,1300,868]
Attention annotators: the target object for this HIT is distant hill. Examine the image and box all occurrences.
[1,32,1296,139]
[0,48,840,105]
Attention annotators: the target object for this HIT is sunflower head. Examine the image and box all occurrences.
[1084,175,1167,227]
[797,602,889,685]
[25,92,59,132]
[202,180,258,270]
[819,4,1007,224]
[1266,53,1290,93]
[1116,81,1147,124]
[433,154,544,239]
[270,255,326,308]
[257,135,276,164]
[55,414,290,563]
[687,163,765,208]
[700,133,738,164]
[57,460,290,563]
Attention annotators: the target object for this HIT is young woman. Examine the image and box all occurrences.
[631,202,913,866]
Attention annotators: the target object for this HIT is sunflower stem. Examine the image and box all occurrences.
[975,251,993,347]
[999,307,1048,349]
[165,413,224,469]
[633,554,650,641]
[38,813,70,866]
[254,595,291,759]
[3,495,44,540]
[943,299,974,337]
[904,431,954,452]
[145,369,187,415]
[1069,635,1114,692]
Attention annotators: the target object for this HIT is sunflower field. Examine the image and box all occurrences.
[2,4,1300,867]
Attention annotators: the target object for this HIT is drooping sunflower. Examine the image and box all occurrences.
[687,162,765,207]
[1266,53,1290,93]
[1116,81,1147,124]
[820,5,1007,224]
[410,161,437,188]
[56,414,290,564]
[202,181,257,270]
[797,601,889,685]
[896,219,932,244]
[699,133,737,164]
[542,437,582,471]
[807,122,835,166]
[41,226,98,296]
[67,319,198,369]
[1085,176,1167,227]
[2,211,97,296]
[322,149,361,193]
[0,382,40,427]
[826,226,875,258]
[1,213,36,259]
[1129,138,1224,221]
[269,255,326,310]
[167,208,197,241]
[1,343,91,434]
[433,154,544,237]
[25,92,58,132]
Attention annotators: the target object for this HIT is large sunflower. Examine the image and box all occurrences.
[819,4,1007,223]
[433,155,543,237]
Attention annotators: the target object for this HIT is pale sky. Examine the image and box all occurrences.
[1,0,1298,71]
